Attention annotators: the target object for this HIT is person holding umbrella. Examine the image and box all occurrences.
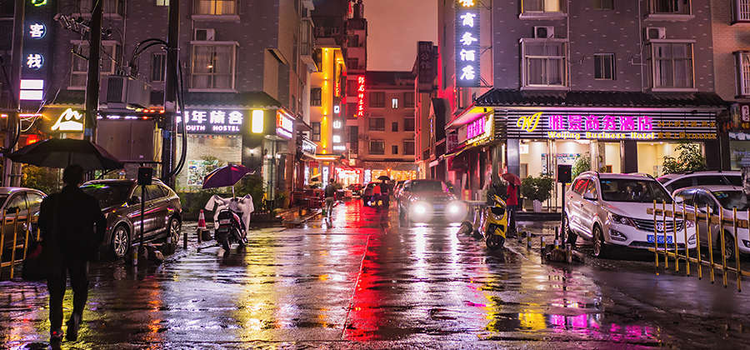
[503,173,522,236]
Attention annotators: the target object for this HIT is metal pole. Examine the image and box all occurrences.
[0,210,5,268]
[695,204,703,280]
[662,201,668,269]
[9,210,18,279]
[653,200,659,269]
[139,185,145,255]
[672,201,678,272]
[84,0,103,142]
[734,208,742,292]
[720,210,728,288]
[161,0,180,187]
[683,204,690,276]
[707,204,715,284]
[21,205,30,261]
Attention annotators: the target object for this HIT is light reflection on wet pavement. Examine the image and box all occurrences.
[1,200,748,348]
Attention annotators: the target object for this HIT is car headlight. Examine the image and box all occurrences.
[446,201,468,221]
[609,213,635,226]
[411,202,432,220]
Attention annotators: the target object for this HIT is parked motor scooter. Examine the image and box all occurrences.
[215,209,248,252]
[481,194,508,250]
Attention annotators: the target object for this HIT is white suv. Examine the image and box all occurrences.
[657,171,741,193]
[566,172,697,258]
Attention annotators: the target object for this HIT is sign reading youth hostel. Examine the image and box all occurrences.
[509,112,717,140]
[455,0,480,87]
[176,110,245,134]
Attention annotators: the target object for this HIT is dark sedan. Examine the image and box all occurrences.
[81,179,182,259]
[0,187,45,255]
[398,180,467,226]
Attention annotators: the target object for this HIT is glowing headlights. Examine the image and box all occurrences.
[446,201,468,221]
[410,202,433,222]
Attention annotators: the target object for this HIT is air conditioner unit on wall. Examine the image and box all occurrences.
[534,26,554,39]
[646,27,666,40]
[194,28,215,41]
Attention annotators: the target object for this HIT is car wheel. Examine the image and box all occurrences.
[592,225,608,258]
[168,217,181,248]
[722,232,735,261]
[111,225,130,259]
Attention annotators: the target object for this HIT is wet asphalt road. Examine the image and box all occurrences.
[2,200,750,349]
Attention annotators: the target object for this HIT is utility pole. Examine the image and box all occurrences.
[84,0,102,142]
[3,0,24,187]
[161,0,179,187]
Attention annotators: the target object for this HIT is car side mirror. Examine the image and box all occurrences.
[583,193,597,201]
[674,197,684,204]
[128,196,141,205]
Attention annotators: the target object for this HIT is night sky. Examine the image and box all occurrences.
[365,0,437,71]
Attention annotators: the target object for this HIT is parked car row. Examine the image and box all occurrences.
[566,170,746,259]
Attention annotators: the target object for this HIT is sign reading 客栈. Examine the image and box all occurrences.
[510,112,717,141]
[176,110,244,134]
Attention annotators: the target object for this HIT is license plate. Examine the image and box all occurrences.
[219,219,231,225]
[433,204,445,210]
[647,235,673,244]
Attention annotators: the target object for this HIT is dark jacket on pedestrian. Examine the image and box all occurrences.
[324,184,336,198]
[39,185,106,261]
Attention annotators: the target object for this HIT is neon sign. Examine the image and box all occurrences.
[51,108,84,132]
[463,114,492,144]
[456,0,480,87]
[177,110,245,134]
[517,112,656,140]
[276,110,294,139]
[20,0,54,102]
[356,75,366,118]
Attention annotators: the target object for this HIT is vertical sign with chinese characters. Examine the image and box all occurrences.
[417,41,434,92]
[20,0,55,102]
[356,75,366,118]
[455,0,480,87]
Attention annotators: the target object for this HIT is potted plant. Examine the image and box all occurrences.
[521,175,554,212]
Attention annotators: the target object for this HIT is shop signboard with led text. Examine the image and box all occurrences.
[176,110,245,134]
[458,114,493,145]
[276,110,294,139]
[20,0,56,102]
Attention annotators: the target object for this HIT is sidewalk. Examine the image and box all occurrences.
[277,206,323,225]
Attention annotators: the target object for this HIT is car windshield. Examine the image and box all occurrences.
[81,183,132,208]
[712,191,750,210]
[410,181,447,193]
[599,179,672,203]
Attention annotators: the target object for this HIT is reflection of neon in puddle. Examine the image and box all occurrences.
[545,313,657,342]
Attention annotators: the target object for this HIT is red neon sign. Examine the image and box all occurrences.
[356,75,365,118]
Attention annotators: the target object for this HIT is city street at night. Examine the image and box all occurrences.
[3,201,750,349]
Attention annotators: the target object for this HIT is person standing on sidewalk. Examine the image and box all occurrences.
[39,164,106,345]
[506,182,519,236]
[324,180,336,217]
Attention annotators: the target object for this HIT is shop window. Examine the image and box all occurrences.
[311,88,322,106]
[392,122,398,132]
[369,92,385,108]
[391,98,399,109]
[521,0,565,14]
[404,92,414,108]
[193,0,237,15]
[190,43,236,90]
[404,118,415,131]
[370,140,385,155]
[594,53,615,80]
[312,122,321,141]
[648,42,694,90]
[71,42,119,88]
[392,145,399,155]
[593,0,613,10]
[650,0,690,15]
[78,0,123,15]
[151,53,166,82]
[734,0,750,22]
[735,51,750,97]
[404,140,415,155]
[369,118,385,131]
[521,40,568,89]
[156,0,169,5]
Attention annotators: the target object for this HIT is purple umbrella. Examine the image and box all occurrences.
[202,164,251,196]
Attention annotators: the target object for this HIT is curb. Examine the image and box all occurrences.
[282,209,323,225]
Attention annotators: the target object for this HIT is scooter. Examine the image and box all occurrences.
[481,194,508,250]
[215,209,248,252]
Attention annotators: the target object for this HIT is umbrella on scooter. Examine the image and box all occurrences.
[7,138,124,171]
[202,164,252,197]
[502,172,522,186]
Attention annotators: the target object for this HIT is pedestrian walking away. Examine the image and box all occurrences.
[38,164,106,346]
[324,180,336,217]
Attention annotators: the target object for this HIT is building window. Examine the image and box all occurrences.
[193,0,237,15]
[369,92,385,108]
[311,88,322,106]
[151,53,166,82]
[593,0,613,10]
[594,53,615,80]
[392,145,399,155]
[392,122,398,132]
[404,118,415,131]
[79,0,123,15]
[369,118,385,131]
[650,0,691,15]
[649,42,694,90]
[522,0,564,14]
[349,126,359,154]
[369,140,385,155]
[391,98,399,109]
[349,35,360,48]
[404,92,414,108]
[734,0,750,22]
[71,42,119,88]
[404,140,415,155]
[312,122,321,141]
[190,44,235,90]
[736,51,750,96]
[347,58,358,70]
[156,0,169,5]
[521,40,567,88]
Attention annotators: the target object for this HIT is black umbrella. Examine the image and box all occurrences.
[7,138,124,171]
[377,175,391,181]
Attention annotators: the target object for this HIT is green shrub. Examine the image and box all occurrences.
[521,175,554,203]
[21,165,60,194]
[662,143,707,175]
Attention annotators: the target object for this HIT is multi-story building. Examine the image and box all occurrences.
[442,0,726,206]
[353,71,417,183]
[711,0,750,169]
[412,41,440,180]
[12,0,317,203]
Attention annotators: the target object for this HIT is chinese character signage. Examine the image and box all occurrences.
[176,110,245,134]
[458,114,493,144]
[418,41,435,92]
[456,0,480,87]
[20,0,55,102]
[509,111,717,141]
[276,110,294,139]
[356,75,366,118]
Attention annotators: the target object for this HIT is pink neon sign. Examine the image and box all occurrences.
[466,116,487,140]
[548,115,653,132]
